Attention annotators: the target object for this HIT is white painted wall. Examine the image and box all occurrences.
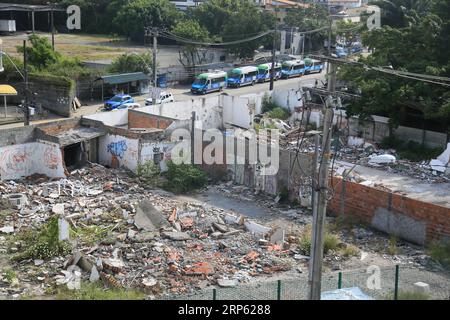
[140,141,176,172]
[0,142,65,180]
[83,109,128,127]
[135,96,223,130]
[98,134,139,172]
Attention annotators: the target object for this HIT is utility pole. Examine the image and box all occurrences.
[191,111,196,165]
[308,5,337,296]
[23,40,30,126]
[152,28,158,88]
[269,8,278,91]
[50,3,55,51]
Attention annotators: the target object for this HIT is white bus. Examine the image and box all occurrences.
[227,66,259,87]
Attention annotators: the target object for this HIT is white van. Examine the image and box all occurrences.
[145,92,175,105]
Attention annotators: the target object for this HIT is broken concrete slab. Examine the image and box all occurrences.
[161,231,191,241]
[134,200,169,231]
[52,203,65,215]
[244,220,272,236]
[368,154,396,165]
[212,222,229,233]
[58,218,70,241]
[134,231,158,242]
[89,266,100,283]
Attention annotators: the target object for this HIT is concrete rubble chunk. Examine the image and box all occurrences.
[0,226,14,234]
[52,203,65,215]
[58,218,70,241]
[217,278,238,287]
[134,200,169,231]
[89,266,100,283]
[161,231,191,241]
[413,282,430,294]
[142,276,157,288]
[212,222,229,233]
[368,154,396,165]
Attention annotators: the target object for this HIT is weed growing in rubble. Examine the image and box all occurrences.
[387,236,401,255]
[162,161,208,194]
[329,215,366,231]
[10,216,72,261]
[298,224,340,255]
[72,225,112,246]
[429,241,450,269]
[56,282,146,300]
[380,137,443,162]
[340,244,360,258]
[3,268,17,284]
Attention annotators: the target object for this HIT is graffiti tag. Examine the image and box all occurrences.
[107,140,128,159]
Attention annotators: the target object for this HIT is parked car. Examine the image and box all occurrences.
[121,102,141,109]
[104,94,134,111]
[145,92,174,105]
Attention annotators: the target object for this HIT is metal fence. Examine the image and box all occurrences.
[160,265,450,300]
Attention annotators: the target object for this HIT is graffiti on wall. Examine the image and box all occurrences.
[44,146,60,170]
[0,147,30,175]
[107,140,128,159]
[0,143,65,180]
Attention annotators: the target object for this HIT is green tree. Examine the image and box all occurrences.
[189,0,254,37]
[17,34,61,69]
[171,19,210,69]
[339,1,450,133]
[109,53,152,74]
[113,0,182,42]
[222,7,274,59]
[284,4,329,52]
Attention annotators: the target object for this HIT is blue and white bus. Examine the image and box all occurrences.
[191,71,228,94]
[257,62,282,83]
[281,60,305,79]
[304,58,324,74]
[227,66,259,87]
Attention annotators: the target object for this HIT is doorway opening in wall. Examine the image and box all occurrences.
[64,143,85,169]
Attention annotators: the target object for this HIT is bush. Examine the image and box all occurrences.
[162,161,208,194]
[267,107,291,120]
[10,216,72,261]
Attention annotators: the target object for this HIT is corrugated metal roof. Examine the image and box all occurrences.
[98,72,149,85]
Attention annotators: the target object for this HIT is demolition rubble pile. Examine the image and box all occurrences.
[0,164,309,298]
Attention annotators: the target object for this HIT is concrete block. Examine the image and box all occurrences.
[413,282,430,294]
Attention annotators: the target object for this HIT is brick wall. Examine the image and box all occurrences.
[128,110,174,130]
[327,177,450,244]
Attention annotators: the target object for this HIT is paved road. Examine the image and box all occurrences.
[0,72,325,130]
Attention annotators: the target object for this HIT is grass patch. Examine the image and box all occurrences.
[71,225,112,246]
[380,137,443,162]
[428,241,450,269]
[56,282,146,300]
[397,291,430,300]
[298,224,341,255]
[9,216,72,262]
[137,161,162,187]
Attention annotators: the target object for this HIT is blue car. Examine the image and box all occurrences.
[104,94,134,111]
